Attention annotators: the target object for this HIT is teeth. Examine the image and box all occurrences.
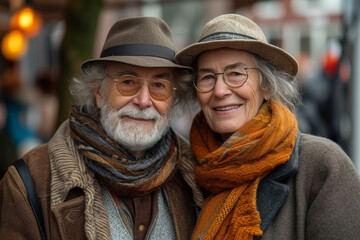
[215,105,240,111]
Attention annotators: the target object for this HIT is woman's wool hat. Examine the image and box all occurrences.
[81,16,191,71]
[175,14,298,76]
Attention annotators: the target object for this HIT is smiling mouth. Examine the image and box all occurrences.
[214,105,242,111]
[123,116,153,122]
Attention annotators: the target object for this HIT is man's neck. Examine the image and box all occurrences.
[131,151,145,159]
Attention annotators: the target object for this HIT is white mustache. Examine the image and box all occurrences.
[116,105,161,121]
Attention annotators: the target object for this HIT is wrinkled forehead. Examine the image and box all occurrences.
[196,48,256,69]
[105,62,175,80]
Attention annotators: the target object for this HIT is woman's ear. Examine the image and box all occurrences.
[93,87,103,109]
[263,90,272,102]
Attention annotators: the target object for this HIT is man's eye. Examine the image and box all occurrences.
[152,81,166,89]
[121,79,134,85]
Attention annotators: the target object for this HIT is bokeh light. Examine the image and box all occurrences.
[10,7,43,38]
[1,30,28,61]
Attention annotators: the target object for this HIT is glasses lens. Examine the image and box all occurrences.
[149,79,173,101]
[195,73,216,92]
[224,68,248,87]
[116,75,173,101]
[116,75,140,96]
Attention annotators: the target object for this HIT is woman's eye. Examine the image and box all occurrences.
[199,75,215,81]
[229,71,245,77]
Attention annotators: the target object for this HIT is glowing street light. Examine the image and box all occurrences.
[1,30,28,61]
[10,7,43,38]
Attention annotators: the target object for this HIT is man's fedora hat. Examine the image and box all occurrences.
[175,14,298,76]
[81,16,191,71]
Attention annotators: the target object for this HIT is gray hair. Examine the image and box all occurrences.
[253,54,301,112]
[69,62,194,116]
[69,62,106,116]
[188,53,301,113]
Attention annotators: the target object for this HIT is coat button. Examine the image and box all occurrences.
[139,225,145,232]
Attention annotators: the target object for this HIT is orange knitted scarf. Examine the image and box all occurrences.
[190,100,298,240]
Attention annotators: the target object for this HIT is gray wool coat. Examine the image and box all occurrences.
[255,133,360,240]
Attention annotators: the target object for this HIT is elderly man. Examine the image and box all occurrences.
[0,17,202,240]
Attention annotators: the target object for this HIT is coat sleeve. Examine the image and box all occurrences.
[301,135,360,239]
[0,166,43,239]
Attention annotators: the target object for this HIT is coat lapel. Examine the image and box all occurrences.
[256,132,300,231]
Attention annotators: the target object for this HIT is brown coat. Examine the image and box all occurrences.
[257,133,360,239]
[0,123,197,240]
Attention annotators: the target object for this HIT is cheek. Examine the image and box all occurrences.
[196,92,214,122]
[243,83,265,116]
[153,98,174,116]
[197,92,211,109]
[105,87,132,111]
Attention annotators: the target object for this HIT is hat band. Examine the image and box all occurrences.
[199,32,257,42]
[100,43,175,62]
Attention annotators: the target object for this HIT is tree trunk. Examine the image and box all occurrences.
[57,0,102,125]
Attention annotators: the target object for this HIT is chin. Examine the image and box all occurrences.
[212,124,242,135]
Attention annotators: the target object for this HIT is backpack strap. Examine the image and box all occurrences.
[13,158,47,240]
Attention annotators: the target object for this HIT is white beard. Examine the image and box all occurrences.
[100,100,171,152]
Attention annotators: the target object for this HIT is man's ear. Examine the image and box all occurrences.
[93,87,103,108]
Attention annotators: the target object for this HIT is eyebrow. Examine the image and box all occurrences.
[198,62,247,73]
[154,72,172,80]
[114,71,172,80]
[113,71,136,76]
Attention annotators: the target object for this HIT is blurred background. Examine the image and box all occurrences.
[0,0,359,177]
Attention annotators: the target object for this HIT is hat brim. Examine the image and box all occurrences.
[81,55,192,72]
[175,39,298,76]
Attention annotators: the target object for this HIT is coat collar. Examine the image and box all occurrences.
[48,120,111,239]
[256,131,300,231]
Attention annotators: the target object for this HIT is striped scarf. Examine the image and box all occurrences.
[190,100,298,240]
[69,105,181,197]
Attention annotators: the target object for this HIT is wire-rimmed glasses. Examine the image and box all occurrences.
[193,67,259,93]
[107,73,176,101]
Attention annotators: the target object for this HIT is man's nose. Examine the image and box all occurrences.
[132,84,153,109]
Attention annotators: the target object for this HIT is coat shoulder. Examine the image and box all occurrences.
[295,135,360,239]
[20,143,51,199]
[298,133,354,171]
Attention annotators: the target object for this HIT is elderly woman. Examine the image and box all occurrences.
[175,14,360,240]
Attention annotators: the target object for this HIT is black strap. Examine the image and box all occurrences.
[100,43,176,61]
[13,159,47,240]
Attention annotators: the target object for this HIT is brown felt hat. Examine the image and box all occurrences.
[175,14,298,76]
[81,16,191,71]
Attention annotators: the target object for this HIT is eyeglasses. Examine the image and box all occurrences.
[107,73,176,101]
[194,67,259,93]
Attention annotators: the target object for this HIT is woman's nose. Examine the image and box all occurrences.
[213,74,232,98]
